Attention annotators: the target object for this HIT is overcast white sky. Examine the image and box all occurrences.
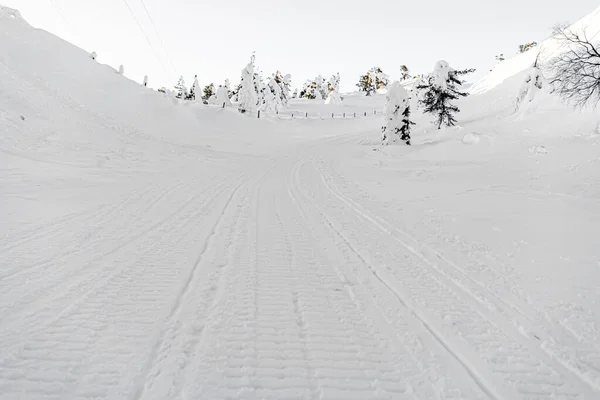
[5,0,599,92]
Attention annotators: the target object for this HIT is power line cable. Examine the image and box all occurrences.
[137,0,179,77]
[48,0,77,37]
[121,0,173,80]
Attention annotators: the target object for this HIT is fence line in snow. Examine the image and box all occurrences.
[221,103,381,120]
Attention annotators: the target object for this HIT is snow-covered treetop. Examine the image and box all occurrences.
[385,81,409,107]
[433,60,452,89]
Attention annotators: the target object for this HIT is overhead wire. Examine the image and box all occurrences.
[48,0,77,37]
[121,0,173,80]
[137,0,179,77]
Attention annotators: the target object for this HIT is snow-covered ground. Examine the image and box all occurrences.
[1,4,600,400]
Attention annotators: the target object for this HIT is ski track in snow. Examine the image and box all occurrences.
[2,137,599,399]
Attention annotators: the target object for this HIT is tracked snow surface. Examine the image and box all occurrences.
[1,4,600,400]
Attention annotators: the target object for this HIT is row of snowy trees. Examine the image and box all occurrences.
[299,73,342,104]
[163,56,292,114]
[237,54,292,114]
[356,67,390,95]
[382,60,474,146]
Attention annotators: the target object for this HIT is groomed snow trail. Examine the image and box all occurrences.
[1,135,598,400]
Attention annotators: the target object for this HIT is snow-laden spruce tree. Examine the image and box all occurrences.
[212,85,232,107]
[357,67,388,95]
[325,73,342,104]
[315,75,329,99]
[230,83,241,102]
[274,71,292,105]
[118,65,124,75]
[143,75,148,87]
[90,51,97,60]
[188,76,201,101]
[417,60,474,129]
[238,55,259,114]
[515,56,545,111]
[413,75,429,110]
[224,79,232,99]
[371,67,389,91]
[262,82,279,113]
[202,83,215,103]
[265,76,283,112]
[382,82,414,145]
[174,76,188,99]
[301,79,316,99]
[400,65,410,81]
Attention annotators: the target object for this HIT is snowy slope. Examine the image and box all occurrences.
[2,4,600,400]
[470,5,600,97]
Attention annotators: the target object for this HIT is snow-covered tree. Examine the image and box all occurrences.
[90,51,97,60]
[356,73,375,95]
[518,41,538,53]
[327,73,340,92]
[265,76,283,112]
[174,76,188,99]
[400,65,410,81]
[515,58,545,111]
[416,61,475,129]
[238,55,259,114]
[203,83,215,103]
[301,75,328,100]
[301,80,316,99]
[325,73,342,104]
[211,85,232,107]
[186,76,201,101]
[372,67,389,90]
[224,79,232,98]
[292,89,298,99]
[382,82,414,146]
[118,65,124,75]
[230,83,241,102]
[254,73,267,109]
[325,89,342,105]
[261,77,280,113]
[315,75,328,99]
[357,67,388,95]
[143,75,148,87]
[274,71,292,105]
[413,75,429,109]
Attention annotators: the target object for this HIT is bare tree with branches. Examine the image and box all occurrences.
[549,26,600,108]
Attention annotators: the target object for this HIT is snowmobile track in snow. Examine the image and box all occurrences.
[304,157,598,399]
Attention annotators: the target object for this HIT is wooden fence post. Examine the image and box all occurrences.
[292,113,294,118]
[343,112,345,118]
[364,111,366,117]
[257,110,261,119]
[332,113,334,118]
[305,112,308,118]
[354,112,356,118]
[374,110,377,115]
[222,102,226,108]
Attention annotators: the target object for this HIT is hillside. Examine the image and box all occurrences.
[1,4,600,400]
